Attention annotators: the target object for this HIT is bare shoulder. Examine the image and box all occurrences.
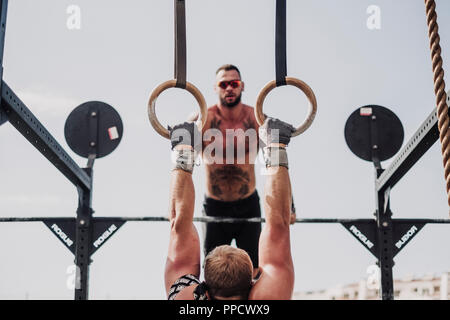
[248,265,294,300]
[241,104,259,129]
[187,105,217,131]
[242,103,257,119]
[204,105,219,129]
[208,104,220,116]
[187,105,217,119]
[242,104,255,115]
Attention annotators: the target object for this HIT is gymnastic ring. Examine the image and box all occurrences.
[255,77,317,137]
[148,80,207,139]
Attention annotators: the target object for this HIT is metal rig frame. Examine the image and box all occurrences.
[0,0,449,300]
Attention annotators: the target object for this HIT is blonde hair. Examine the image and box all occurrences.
[204,245,253,299]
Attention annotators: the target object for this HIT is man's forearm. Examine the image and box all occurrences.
[169,169,195,229]
[264,166,292,227]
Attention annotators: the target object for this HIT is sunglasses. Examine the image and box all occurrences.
[217,80,242,89]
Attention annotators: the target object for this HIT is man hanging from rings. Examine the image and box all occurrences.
[189,64,296,277]
[165,117,296,300]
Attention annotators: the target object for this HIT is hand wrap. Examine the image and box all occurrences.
[259,117,295,147]
[263,146,289,169]
[168,122,202,173]
[259,117,294,169]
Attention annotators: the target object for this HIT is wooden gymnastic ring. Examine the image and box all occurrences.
[148,80,207,139]
[255,77,317,137]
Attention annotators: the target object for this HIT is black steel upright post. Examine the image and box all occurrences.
[0,0,8,78]
[73,106,99,300]
[0,0,9,125]
[74,169,94,300]
[375,183,395,300]
[370,114,395,300]
[0,0,8,109]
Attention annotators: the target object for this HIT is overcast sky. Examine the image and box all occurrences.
[0,0,449,299]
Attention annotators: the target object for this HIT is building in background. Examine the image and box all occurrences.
[293,272,449,300]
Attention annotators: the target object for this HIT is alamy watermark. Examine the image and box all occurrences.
[170,127,282,175]
[367,5,381,30]
[366,264,380,290]
[66,5,81,30]
[66,265,81,290]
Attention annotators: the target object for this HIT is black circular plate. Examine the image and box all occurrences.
[65,101,123,159]
[345,105,404,162]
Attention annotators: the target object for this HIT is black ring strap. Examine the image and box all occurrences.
[275,0,287,87]
[174,0,187,89]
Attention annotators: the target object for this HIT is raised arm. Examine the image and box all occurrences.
[164,123,202,296]
[250,118,295,300]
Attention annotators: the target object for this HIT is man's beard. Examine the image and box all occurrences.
[221,93,242,108]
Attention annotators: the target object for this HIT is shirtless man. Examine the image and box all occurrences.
[193,64,263,273]
[165,118,296,300]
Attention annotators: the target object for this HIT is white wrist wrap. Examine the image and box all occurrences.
[263,146,289,169]
[172,149,196,173]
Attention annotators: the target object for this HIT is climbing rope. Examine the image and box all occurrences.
[425,0,450,211]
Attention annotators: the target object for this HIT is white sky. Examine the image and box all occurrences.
[0,0,449,299]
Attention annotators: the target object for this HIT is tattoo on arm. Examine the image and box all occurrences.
[243,117,259,149]
[210,117,222,130]
[243,118,253,131]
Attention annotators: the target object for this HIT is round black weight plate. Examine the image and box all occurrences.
[345,105,403,162]
[64,101,123,159]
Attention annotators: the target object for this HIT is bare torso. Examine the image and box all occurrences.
[201,104,260,201]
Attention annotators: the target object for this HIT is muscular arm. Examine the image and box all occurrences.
[250,163,294,299]
[164,162,201,296]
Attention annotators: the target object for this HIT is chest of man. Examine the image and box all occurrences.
[202,116,259,165]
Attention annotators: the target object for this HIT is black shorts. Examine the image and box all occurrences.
[202,191,261,268]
